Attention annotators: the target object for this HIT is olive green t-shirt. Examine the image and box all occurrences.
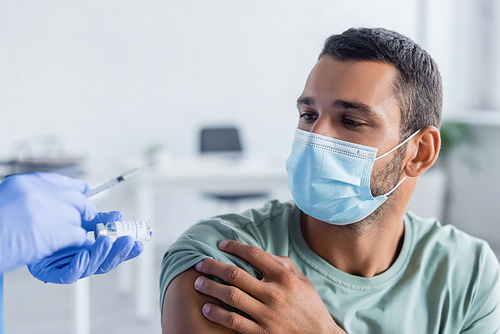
[159,200,500,333]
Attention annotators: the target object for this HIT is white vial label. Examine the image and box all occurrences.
[115,220,148,240]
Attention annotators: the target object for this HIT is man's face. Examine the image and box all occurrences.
[297,57,404,198]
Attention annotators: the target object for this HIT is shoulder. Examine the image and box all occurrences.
[177,199,296,248]
[160,200,297,311]
[162,198,295,265]
[405,212,500,331]
[406,211,495,265]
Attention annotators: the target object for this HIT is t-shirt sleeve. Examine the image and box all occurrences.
[158,214,266,311]
[460,243,500,333]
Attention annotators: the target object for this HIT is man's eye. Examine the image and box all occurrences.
[341,118,361,127]
[299,113,318,122]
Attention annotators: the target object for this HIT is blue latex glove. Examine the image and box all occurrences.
[0,172,97,274]
[28,211,144,284]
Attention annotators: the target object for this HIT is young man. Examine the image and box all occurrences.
[160,28,500,333]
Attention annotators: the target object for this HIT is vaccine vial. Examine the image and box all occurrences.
[94,220,153,241]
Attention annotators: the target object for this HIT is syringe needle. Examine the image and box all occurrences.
[86,160,159,198]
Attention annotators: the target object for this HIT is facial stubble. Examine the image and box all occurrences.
[339,144,408,236]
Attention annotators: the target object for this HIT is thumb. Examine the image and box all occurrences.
[82,211,124,231]
[80,236,113,278]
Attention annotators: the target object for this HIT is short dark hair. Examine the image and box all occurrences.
[319,28,442,140]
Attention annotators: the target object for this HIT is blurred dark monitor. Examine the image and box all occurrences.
[198,126,268,202]
[199,127,242,154]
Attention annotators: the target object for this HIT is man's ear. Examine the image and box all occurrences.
[404,126,441,177]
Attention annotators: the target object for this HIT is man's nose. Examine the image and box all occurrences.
[310,116,337,138]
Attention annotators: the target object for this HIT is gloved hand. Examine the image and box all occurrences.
[28,211,144,284]
[0,172,97,274]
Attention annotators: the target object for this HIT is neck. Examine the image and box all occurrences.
[300,209,405,278]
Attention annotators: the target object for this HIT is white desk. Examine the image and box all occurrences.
[125,154,288,321]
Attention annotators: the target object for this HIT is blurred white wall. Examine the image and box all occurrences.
[0,0,422,182]
[442,0,500,253]
[447,126,500,250]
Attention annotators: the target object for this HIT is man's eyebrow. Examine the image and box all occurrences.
[297,96,314,106]
[333,100,375,114]
[297,96,375,115]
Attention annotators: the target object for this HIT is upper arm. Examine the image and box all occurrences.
[161,267,237,334]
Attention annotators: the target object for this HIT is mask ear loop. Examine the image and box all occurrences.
[384,176,407,197]
[377,129,421,198]
[375,129,421,161]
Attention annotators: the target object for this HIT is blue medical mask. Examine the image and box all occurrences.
[286,128,420,225]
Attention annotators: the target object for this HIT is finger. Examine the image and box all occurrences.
[201,303,262,334]
[82,211,125,231]
[55,250,90,284]
[81,236,113,278]
[194,259,262,298]
[194,276,263,320]
[98,236,135,273]
[123,241,144,261]
[94,211,125,222]
[30,249,89,284]
[33,238,94,267]
[218,240,288,280]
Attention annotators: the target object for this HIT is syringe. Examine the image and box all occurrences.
[86,161,159,198]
